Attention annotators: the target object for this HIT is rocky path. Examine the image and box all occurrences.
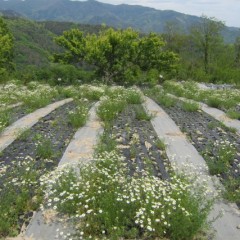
[143,96,240,240]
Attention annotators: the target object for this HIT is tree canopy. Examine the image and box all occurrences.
[190,15,225,74]
[54,27,179,84]
[0,17,14,76]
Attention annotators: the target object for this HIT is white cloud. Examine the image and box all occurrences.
[74,0,240,27]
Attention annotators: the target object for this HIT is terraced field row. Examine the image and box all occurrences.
[0,82,239,240]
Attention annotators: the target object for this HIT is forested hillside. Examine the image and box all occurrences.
[0,13,240,85]
[3,15,103,68]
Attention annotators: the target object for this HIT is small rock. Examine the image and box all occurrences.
[237,224,240,229]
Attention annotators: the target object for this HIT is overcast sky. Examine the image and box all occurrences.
[75,0,240,27]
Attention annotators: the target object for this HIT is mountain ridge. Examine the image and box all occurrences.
[0,0,239,43]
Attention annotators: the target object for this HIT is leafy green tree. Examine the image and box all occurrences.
[53,28,86,64]
[234,36,240,66]
[163,21,186,53]
[190,15,224,74]
[85,28,139,83]
[136,32,179,74]
[0,17,14,76]
[53,28,179,84]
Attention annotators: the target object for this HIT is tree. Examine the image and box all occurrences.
[136,32,179,73]
[163,21,185,53]
[190,15,224,74]
[53,28,86,65]
[234,36,240,66]
[85,28,139,83]
[0,17,14,76]
[53,28,179,84]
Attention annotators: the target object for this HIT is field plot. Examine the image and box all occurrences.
[163,80,240,120]
[0,83,239,240]
[36,88,214,240]
[147,87,240,206]
[0,98,92,237]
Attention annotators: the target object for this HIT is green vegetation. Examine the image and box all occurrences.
[145,87,177,108]
[0,158,48,238]
[133,104,152,121]
[0,17,14,81]
[202,140,239,205]
[162,80,240,118]
[155,138,166,151]
[97,87,143,124]
[226,109,240,120]
[36,138,54,159]
[204,142,236,175]
[54,28,178,85]
[41,152,213,240]
[0,109,11,133]
[68,103,89,129]
[181,101,200,112]
[0,13,239,85]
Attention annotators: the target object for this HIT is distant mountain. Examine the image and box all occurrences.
[0,0,239,43]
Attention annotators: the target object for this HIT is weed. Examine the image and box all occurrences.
[95,130,117,155]
[17,128,32,141]
[23,95,53,113]
[133,105,152,121]
[0,157,48,237]
[41,152,213,240]
[206,96,223,108]
[207,121,237,133]
[223,177,240,205]
[157,94,177,108]
[125,89,143,104]
[97,97,126,123]
[155,138,166,151]
[181,101,199,112]
[129,145,137,159]
[203,140,236,175]
[36,139,54,159]
[68,104,88,128]
[0,109,11,133]
[226,109,240,120]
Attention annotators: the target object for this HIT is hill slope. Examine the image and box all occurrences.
[1,13,103,68]
[0,0,239,43]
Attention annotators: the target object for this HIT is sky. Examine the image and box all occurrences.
[74,0,240,27]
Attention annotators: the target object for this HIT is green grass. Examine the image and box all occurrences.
[125,89,143,104]
[68,103,89,129]
[23,95,53,113]
[97,98,127,123]
[0,158,48,238]
[181,101,200,112]
[36,139,54,159]
[205,143,236,176]
[0,109,11,133]
[41,151,213,240]
[226,109,240,120]
[206,97,223,108]
[223,177,240,205]
[155,138,166,151]
[157,94,177,108]
[133,105,152,121]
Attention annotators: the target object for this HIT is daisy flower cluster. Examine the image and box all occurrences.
[41,151,213,239]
